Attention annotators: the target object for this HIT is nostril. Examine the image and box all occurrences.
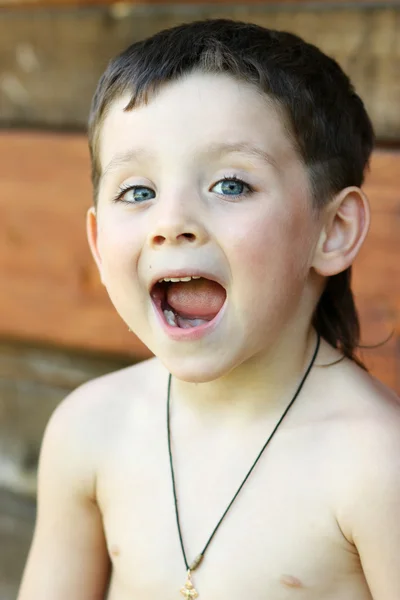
[182,233,196,242]
[152,232,196,246]
[153,235,165,246]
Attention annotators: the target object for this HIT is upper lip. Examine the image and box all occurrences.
[148,269,226,293]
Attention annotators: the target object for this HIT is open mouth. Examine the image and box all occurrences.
[150,276,227,330]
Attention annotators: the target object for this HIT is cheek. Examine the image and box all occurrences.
[227,205,314,302]
[96,216,141,283]
[95,217,147,327]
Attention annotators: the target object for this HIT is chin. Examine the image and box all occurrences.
[158,350,243,384]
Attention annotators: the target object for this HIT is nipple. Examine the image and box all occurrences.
[280,574,303,588]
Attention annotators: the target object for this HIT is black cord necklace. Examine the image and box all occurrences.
[167,333,321,599]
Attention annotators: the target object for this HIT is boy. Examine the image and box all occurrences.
[18,19,400,600]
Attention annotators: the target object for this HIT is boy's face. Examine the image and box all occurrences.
[89,71,321,382]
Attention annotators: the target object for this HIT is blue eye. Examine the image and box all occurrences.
[113,185,155,204]
[212,176,252,198]
[113,175,253,204]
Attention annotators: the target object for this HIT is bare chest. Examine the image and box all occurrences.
[97,409,370,600]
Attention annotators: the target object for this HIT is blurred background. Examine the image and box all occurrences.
[0,0,399,597]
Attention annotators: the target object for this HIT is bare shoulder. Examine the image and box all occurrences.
[45,356,169,495]
[326,351,400,436]
[67,354,168,410]
[340,359,400,477]
[317,348,400,542]
[314,339,399,426]
[319,347,400,458]
[58,355,167,416]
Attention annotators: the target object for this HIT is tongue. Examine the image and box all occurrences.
[166,278,226,320]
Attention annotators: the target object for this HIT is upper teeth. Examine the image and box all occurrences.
[158,276,202,283]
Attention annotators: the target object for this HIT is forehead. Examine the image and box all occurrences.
[98,71,298,174]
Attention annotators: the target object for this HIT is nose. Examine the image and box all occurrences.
[147,194,209,248]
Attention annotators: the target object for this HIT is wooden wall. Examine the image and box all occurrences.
[1,0,397,7]
[1,2,400,139]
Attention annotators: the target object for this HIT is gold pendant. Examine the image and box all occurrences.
[180,570,199,598]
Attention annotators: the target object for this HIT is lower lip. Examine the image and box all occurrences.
[151,297,227,341]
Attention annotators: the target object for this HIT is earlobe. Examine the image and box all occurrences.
[86,207,105,283]
[312,187,370,277]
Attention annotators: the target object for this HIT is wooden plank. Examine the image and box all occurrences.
[1,0,396,7]
[0,5,399,140]
[353,151,400,299]
[0,130,399,392]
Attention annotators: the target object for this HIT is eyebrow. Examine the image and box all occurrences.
[204,142,278,169]
[101,148,153,183]
[101,141,278,183]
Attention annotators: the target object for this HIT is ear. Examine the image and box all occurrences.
[86,207,105,284]
[312,186,370,276]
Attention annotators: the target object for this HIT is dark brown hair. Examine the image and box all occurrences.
[88,18,375,367]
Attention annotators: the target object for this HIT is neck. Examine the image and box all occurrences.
[170,325,320,428]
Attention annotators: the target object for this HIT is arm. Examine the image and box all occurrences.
[17,388,111,600]
[339,414,400,600]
